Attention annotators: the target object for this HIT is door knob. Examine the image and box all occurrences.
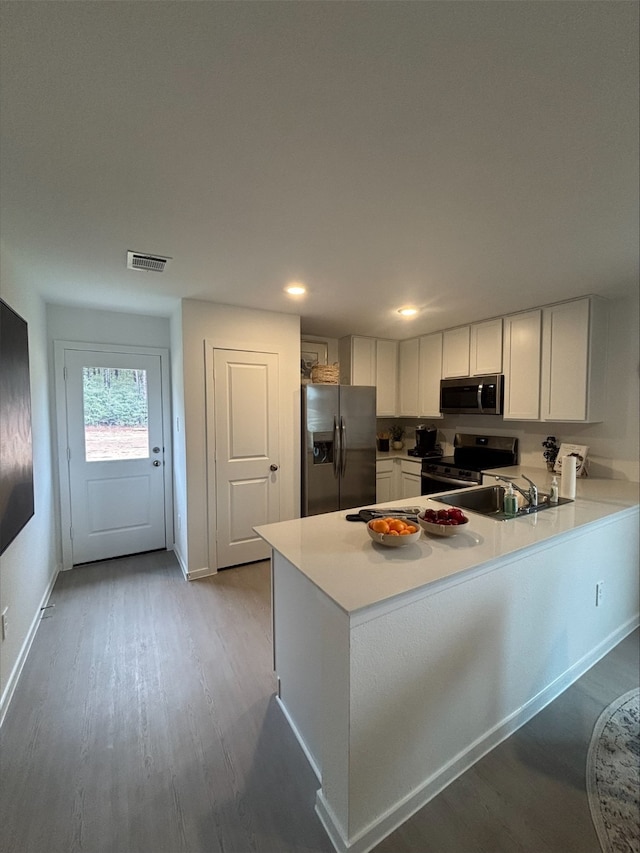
[153,460,162,467]
[270,464,279,472]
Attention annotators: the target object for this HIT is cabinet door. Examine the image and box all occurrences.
[376,458,395,503]
[418,332,443,417]
[376,469,394,503]
[399,460,421,499]
[442,327,470,378]
[540,297,607,422]
[470,319,502,375]
[338,336,377,386]
[376,339,398,416]
[399,472,421,499]
[503,310,542,420]
[398,338,420,416]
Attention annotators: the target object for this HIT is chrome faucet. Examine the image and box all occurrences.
[495,474,539,508]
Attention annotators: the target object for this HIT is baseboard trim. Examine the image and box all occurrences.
[0,565,60,728]
[276,694,322,782]
[314,616,639,853]
[186,565,218,581]
[172,544,189,580]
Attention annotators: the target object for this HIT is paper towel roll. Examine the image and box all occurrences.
[560,455,576,499]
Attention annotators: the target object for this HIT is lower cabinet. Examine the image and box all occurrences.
[375,459,395,503]
[376,457,421,502]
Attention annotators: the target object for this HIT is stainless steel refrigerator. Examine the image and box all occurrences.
[301,384,377,516]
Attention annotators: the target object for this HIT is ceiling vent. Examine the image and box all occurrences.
[126,251,171,273]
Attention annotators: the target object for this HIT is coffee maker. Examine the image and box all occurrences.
[409,425,440,458]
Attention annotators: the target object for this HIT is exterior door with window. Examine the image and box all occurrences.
[62,348,167,565]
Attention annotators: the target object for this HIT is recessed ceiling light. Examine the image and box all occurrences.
[285,283,306,295]
[397,307,418,317]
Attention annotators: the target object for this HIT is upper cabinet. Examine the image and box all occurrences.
[338,295,606,424]
[503,298,608,423]
[470,318,502,375]
[418,332,443,417]
[398,338,420,416]
[339,335,397,416]
[442,327,470,378]
[503,309,542,420]
[398,333,443,418]
[375,339,398,416]
[540,297,607,423]
[442,319,502,378]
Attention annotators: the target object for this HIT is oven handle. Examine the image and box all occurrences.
[421,471,478,489]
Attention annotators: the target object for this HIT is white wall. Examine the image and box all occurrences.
[170,305,188,573]
[181,299,300,575]
[0,268,58,718]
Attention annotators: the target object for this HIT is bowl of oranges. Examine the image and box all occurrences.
[366,516,421,547]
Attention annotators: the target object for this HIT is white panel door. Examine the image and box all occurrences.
[64,349,166,564]
[213,349,280,568]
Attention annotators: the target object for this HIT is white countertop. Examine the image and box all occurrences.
[255,473,639,616]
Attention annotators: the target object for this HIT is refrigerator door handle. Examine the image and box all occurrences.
[333,416,341,479]
[340,416,347,476]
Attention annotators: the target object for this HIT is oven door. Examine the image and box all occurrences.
[421,471,477,496]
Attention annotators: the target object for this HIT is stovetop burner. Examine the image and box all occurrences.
[407,446,442,458]
[421,433,519,483]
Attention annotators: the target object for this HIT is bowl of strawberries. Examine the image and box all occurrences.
[417,506,469,537]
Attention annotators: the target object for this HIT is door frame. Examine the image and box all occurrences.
[54,341,173,570]
[204,343,281,573]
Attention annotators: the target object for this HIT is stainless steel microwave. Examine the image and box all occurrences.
[440,374,503,415]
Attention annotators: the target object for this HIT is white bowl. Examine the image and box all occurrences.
[366,519,421,547]
[418,513,469,537]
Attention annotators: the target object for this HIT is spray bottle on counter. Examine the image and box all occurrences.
[549,476,559,504]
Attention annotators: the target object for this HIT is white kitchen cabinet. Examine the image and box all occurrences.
[470,318,502,375]
[418,332,443,417]
[376,458,395,503]
[502,309,542,420]
[396,333,443,418]
[376,457,422,501]
[376,339,398,416]
[399,459,422,499]
[398,338,420,416]
[339,336,397,415]
[442,327,470,378]
[541,297,607,422]
[339,336,376,386]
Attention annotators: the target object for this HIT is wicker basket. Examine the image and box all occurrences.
[311,362,340,384]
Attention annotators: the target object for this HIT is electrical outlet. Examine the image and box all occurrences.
[595,581,604,607]
[1,607,8,641]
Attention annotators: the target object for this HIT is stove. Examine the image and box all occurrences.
[421,433,518,494]
[407,446,442,459]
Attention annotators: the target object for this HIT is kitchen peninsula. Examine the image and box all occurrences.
[255,477,639,853]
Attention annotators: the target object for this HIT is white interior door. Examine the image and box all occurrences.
[63,349,167,564]
[213,349,280,568]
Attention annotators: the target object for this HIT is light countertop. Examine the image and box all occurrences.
[255,474,639,616]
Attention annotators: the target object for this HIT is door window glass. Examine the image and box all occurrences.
[82,367,149,461]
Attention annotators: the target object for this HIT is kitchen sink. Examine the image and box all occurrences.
[434,485,573,520]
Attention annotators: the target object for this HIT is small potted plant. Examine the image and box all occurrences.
[390,424,405,450]
[542,436,560,471]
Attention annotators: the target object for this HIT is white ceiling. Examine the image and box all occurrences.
[1,1,638,340]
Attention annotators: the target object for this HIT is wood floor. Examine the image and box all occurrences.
[1,550,637,853]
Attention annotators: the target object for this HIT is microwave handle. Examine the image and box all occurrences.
[477,383,484,413]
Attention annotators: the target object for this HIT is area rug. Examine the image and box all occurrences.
[586,688,640,853]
